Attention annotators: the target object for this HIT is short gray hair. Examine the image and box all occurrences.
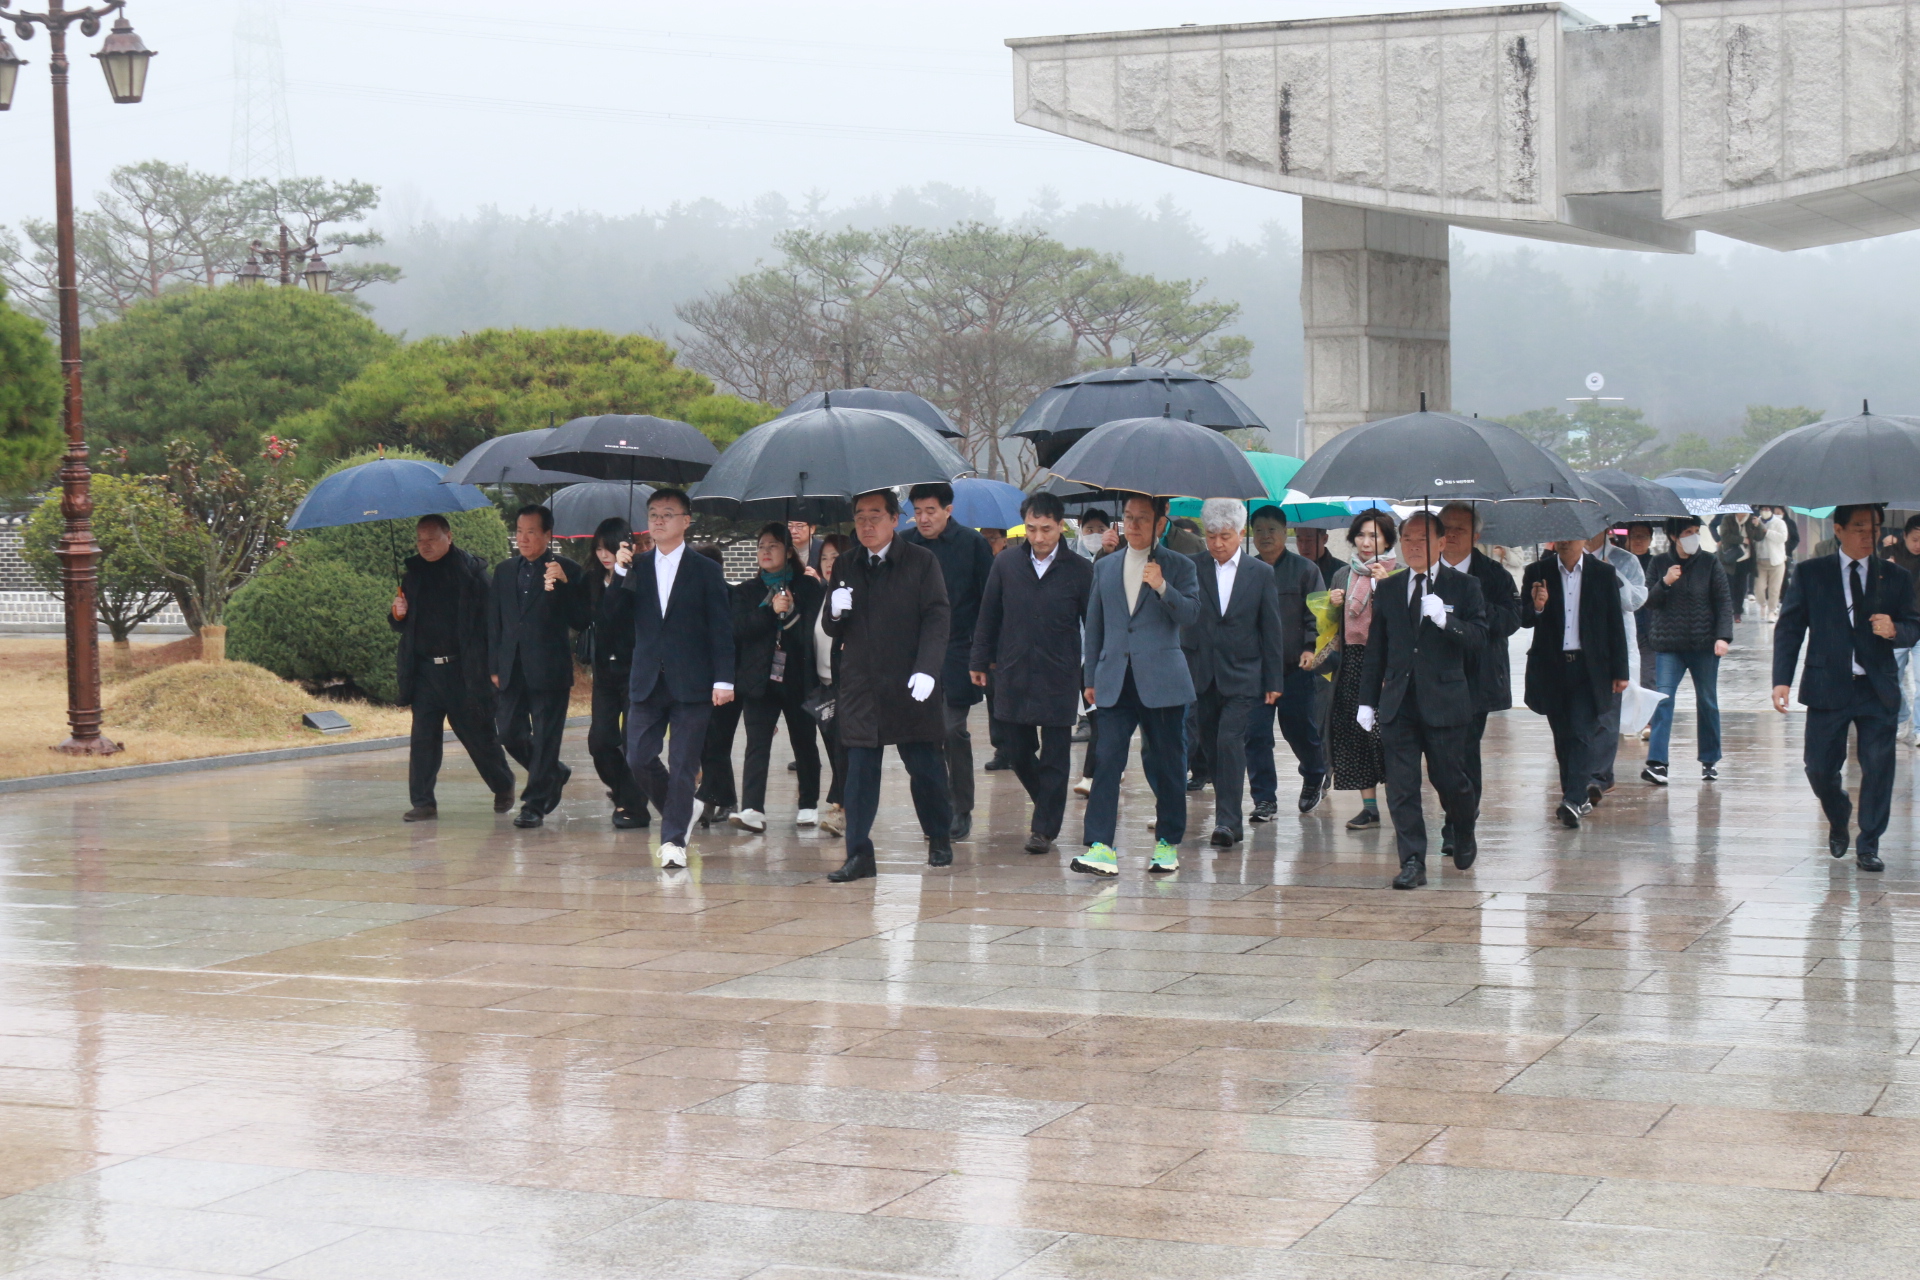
[1438,501,1482,535]
[1200,498,1247,536]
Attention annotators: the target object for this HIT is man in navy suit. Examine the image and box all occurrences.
[1773,504,1920,872]
[1079,493,1201,876]
[618,489,735,868]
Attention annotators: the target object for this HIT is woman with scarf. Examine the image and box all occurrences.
[1325,509,1400,829]
[726,522,824,833]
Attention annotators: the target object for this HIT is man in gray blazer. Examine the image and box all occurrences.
[1184,499,1285,848]
[1078,493,1202,876]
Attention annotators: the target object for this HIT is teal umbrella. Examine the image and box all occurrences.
[1167,452,1347,522]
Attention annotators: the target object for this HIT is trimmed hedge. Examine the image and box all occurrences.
[227,556,403,704]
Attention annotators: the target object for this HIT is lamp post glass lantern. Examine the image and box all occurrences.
[302,252,331,294]
[3,0,157,755]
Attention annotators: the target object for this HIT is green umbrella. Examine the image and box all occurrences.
[1167,452,1347,523]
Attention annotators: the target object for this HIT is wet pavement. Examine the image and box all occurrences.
[2,621,1917,1279]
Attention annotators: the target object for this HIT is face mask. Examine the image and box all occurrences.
[1678,534,1701,555]
[1079,533,1104,553]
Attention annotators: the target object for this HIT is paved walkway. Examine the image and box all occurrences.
[2,622,1917,1279]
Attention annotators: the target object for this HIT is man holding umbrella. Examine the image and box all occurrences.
[1436,502,1522,850]
[488,504,589,828]
[1773,504,1920,872]
[902,483,995,842]
[390,514,517,822]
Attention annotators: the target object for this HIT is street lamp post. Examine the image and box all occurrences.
[1,0,156,755]
[235,225,334,294]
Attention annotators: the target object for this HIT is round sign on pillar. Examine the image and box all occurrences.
[1585,372,1605,393]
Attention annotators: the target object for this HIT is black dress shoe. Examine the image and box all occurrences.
[1391,858,1428,890]
[513,806,544,829]
[611,808,645,830]
[787,759,799,772]
[699,802,731,829]
[984,754,1013,772]
[1249,800,1277,824]
[403,805,437,823]
[1023,833,1053,855]
[1829,827,1850,859]
[827,851,876,882]
[1857,846,1885,872]
[1346,806,1380,829]
[1451,828,1477,871]
[1556,801,1582,829]
[1586,782,1605,809]
[493,788,517,814]
[1186,774,1210,792]
[950,813,972,841]
[1209,826,1238,849]
[928,840,954,868]
[1298,777,1328,813]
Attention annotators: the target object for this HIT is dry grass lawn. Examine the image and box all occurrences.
[0,636,411,781]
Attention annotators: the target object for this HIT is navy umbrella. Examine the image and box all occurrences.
[782,388,962,438]
[552,481,655,538]
[442,429,595,486]
[690,407,971,523]
[1722,404,1920,509]
[531,414,720,485]
[1012,366,1265,467]
[1045,416,1267,501]
[287,457,496,578]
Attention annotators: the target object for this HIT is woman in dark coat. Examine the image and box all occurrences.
[1326,509,1399,830]
[727,523,824,832]
[581,518,649,828]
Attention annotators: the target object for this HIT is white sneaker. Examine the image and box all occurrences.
[796,808,818,826]
[660,843,687,869]
[1073,777,1092,797]
[730,809,766,833]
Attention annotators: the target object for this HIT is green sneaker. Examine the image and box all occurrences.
[1071,843,1119,876]
[1148,840,1179,873]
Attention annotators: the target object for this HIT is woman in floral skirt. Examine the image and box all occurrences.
[1326,509,1399,830]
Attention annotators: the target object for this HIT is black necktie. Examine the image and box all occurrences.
[869,554,882,570]
[1851,560,1868,658]
[1411,573,1427,624]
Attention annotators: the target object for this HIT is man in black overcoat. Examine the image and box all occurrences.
[1520,538,1630,829]
[969,491,1093,855]
[1357,511,1489,889]
[1437,501,1523,851]
[902,482,996,841]
[1773,504,1920,872]
[488,503,588,828]
[389,514,516,822]
[823,488,954,882]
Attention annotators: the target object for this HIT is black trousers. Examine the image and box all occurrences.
[1003,721,1072,840]
[942,701,975,818]
[741,681,821,812]
[1197,689,1255,836]
[985,677,1011,756]
[407,659,513,808]
[1544,653,1607,807]
[695,699,743,810]
[626,683,713,846]
[843,741,952,862]
[1461,710,1490,809]
[1805,677,1898,850]
[1247,664,1328,804]
[1379,700,1476,864]
[588,668,648,815]
[496,665,571,814]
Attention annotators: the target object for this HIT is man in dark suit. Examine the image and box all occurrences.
[619,488,735,868]
[970,491,1093,855]
[1436,503,1521,850]
[389,514,516,822]
[1773,504,1920,872]
[1243,505,1327,820]
[902,482,996,842]
[824,488,954,882]
[1080,494,1201,875]
[488,504,588,828]
[1184,499,1285,848]
[1357,510,1489,889]
[1520,539,1631,829]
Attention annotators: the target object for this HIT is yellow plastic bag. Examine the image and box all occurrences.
[1306,590,1339,680]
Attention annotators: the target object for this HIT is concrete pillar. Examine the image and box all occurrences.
[1300,199,1450,456]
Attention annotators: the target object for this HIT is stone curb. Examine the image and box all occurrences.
[0,714,592,795]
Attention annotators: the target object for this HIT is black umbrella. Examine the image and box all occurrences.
[551,481,655,537]
[1045,416,1266,501]
[530,414,720,485]
[689,407,971,523]
[1579,468,1691,520]
[781,388,962,439]
[1477,476,1618,545]
[1291,408,1587,504]
[441,429,595,487]
[1011,365,1265,467]
[1722,403,1920,508]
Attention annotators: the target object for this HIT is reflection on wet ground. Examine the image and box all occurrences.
[1,626,1915,1278]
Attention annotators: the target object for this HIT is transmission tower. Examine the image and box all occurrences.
[230,0,296,180]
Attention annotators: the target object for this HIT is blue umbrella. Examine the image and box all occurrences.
[288,458,497,579]
[1656,472,1748,518]
[896,477,1028,530]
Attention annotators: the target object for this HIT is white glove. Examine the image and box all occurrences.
[1356,705,1376,733]
[907,673,935,702]
[830,586,853,618]
[1420,592,1448,628]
